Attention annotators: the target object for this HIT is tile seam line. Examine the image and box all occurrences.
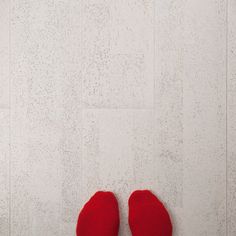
[8,0,11,235]
[226,0,228,235]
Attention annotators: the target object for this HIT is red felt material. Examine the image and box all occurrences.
[76,191,119,236]
[128,190,172,236]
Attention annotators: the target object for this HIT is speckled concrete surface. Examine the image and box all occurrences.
[228,0,236,235]
[0,0,235,235]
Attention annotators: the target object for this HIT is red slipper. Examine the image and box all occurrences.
[128,190,172,236]
[76,191,120,236]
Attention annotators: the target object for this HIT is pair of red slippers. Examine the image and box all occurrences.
[76,190,172,236]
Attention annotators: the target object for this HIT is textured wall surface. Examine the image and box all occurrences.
[0,0,235,235]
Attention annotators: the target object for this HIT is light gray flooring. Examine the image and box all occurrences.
[0,0,235,235]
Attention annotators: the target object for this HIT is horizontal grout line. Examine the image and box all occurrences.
[80,105,154,110]
[0,106,154,112]
[0,106,154,110]
[81,107,154,111]
[0,106,10,110]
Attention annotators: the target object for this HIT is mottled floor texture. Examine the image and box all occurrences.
[0,0,236,235]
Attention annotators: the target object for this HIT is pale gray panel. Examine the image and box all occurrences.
[0,0,9,108]
[0,110,9,236]
[81,0,154,109]
[10,1,83,235]
[0,1,10,234]
[183,0,226,235]
[82,109,154,236]
[154,0,184,235]
[228,0,236,234]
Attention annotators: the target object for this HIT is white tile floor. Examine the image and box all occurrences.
[0,0,235,235]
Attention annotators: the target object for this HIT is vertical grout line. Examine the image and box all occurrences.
[8,0,11,235]
[226,0,228,235]
[80,0,84,217]
[225,0,228,236]
[153,0,156,112]
[152,0,156,167]
[152,0,156,195]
